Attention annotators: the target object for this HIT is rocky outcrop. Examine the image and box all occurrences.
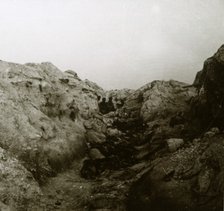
[191,45,224,131]
[1,44,224,210]
[0,61,104,183]
[127,45,224,211]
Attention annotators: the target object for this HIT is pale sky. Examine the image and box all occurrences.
[0,0,224,89]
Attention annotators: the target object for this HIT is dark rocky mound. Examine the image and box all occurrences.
[193,45,224,130]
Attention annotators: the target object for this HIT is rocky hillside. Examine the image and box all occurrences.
[127,45,224,211]
[0,45,224,210]
[0,61,105,209]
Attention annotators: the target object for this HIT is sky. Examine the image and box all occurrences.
[0,0,224,90]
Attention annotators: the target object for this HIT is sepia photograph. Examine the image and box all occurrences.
[0,0,224,210]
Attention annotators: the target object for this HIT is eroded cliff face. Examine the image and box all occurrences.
[1,45,224,211]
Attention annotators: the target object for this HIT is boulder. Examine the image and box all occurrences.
[203,127,220,138]
[64,69,79,78]
[89,148,105,160]
[140,80,196,122]
[167,138,184,152]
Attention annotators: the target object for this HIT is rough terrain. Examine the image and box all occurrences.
[1,45,224,210]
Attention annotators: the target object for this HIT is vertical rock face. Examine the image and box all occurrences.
[192,45,224,130]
